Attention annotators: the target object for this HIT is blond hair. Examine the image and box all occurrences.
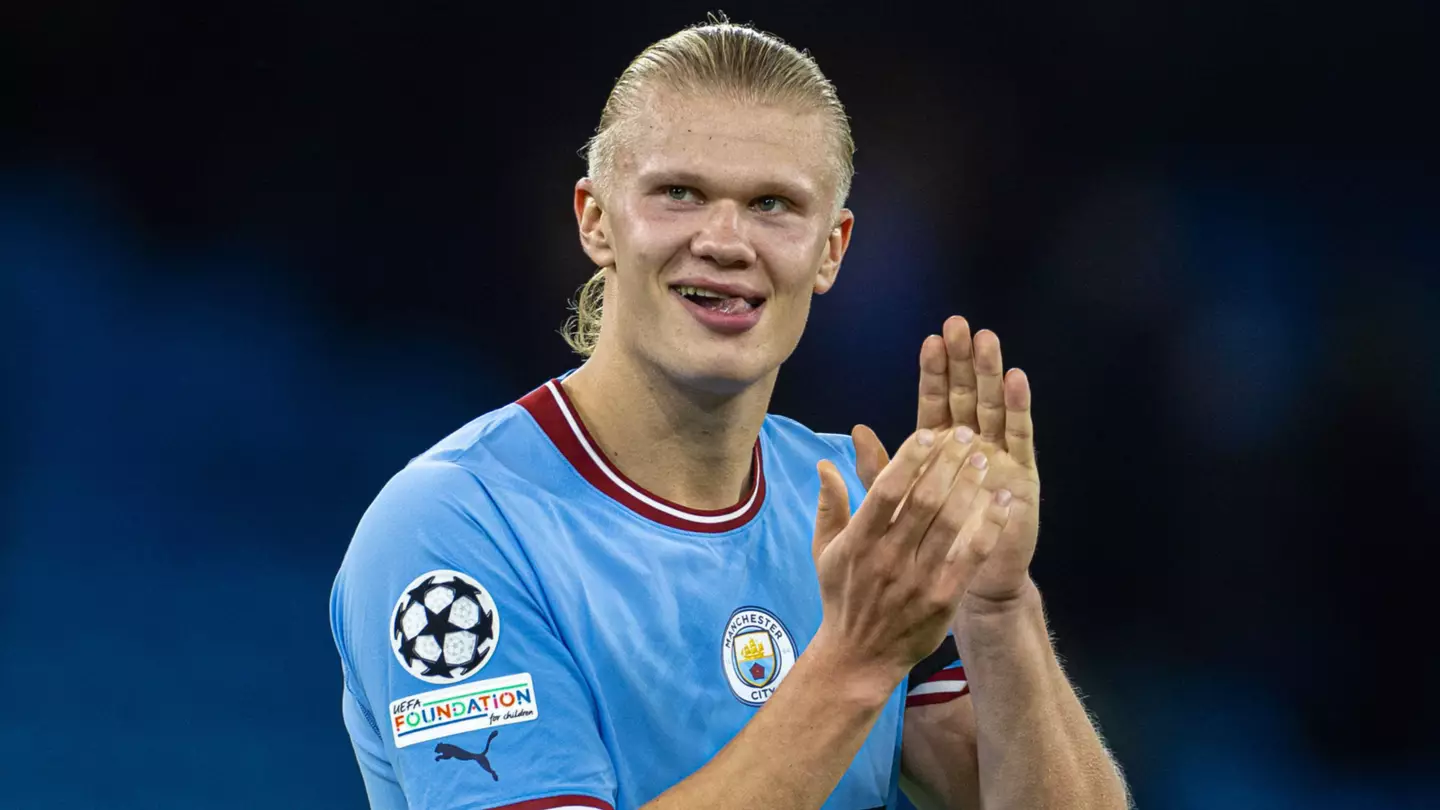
[560,16,855,357]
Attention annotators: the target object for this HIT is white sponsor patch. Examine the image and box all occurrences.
[389,672,538,748]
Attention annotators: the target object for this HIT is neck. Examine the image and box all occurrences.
[561,348,773,511]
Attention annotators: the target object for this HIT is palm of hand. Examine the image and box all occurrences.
[854,317,1041,605]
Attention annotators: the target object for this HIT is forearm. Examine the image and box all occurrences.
[642,630,899,810]
[956,580,1129,810]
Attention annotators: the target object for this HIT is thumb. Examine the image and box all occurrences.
[813,460,852,564]
[851,424,891,491]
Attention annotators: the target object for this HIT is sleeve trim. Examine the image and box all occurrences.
[906,685,970,707]
[906,635,961,693]
[916,668,967,684]
[904,665,969,708]
[486,795,614,810]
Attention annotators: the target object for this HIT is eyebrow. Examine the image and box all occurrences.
[637,169,818,203]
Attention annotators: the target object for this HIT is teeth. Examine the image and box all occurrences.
[675,285,728,299]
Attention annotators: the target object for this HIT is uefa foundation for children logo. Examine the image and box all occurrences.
[721,606,796,706]
[390,569,500,684]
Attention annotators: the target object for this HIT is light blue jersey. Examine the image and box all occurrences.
[330,377,967,810]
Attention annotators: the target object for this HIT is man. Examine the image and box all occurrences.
[330,19,1129,810]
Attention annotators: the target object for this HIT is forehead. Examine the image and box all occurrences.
[615,91,834,198]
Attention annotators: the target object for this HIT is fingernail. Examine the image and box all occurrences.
[954,425,974,443]
[917,429,935,447]
[970,452,987,469]
[995,489,1012,507]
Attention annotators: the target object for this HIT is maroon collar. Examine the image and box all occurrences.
[517,378,766,533]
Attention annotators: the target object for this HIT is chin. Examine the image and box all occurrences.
[660,342,777,396]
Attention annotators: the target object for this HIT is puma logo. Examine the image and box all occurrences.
[434,730,500,781]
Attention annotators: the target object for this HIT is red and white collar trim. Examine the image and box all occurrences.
[519,378,766,533]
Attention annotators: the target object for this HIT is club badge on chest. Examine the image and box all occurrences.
[721,606,796,706]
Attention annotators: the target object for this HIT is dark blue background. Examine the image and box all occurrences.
[3,2,1437,807]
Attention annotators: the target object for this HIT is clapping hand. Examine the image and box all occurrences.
[851,316,1042,605]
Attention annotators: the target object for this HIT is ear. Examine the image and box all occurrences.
[575,178,615,268]
[813,209,854,295]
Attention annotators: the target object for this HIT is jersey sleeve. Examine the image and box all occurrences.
[331,459,617,810]
[905,635,968,708]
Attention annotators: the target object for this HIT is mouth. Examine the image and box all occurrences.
[670,284,767,315]
[669,283,767,334]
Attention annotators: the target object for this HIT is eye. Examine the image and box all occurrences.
[753,196,790,213]
[666,186,697,202]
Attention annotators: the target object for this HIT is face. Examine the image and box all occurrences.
[574,90,854,394]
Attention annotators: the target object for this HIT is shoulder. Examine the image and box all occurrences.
[382,383,579,508]
[331,403,556,673]
[761,414,866,510]
[762,412,858,468]
[335,392,557,592]
[410,399,539,473]
[353,403,532,541]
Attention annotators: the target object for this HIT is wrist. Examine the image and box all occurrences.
[955,577,1043,629]
[952,578,1054,689]
[804,624,907,711]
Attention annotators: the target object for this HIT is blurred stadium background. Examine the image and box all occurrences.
[2,2,1436,807]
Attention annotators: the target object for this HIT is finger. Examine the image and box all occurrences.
[943,487,995,565]
[915,436,990,568]
[1003,369,1036,468]
[944,316,979,432]
[938,490,1008,593]
[850,428,942,538]
[916,334,950,431]
[950,488,1012,565]
[973,329,1007,444]
[812,460,852,564]
[852,424,891,491]
[889,425,980,552]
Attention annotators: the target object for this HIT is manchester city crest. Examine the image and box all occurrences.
[722,607,796,706]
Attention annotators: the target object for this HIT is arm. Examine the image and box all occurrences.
[646,423,1016,809]
[896,318,1129,809]
[339,429,1007,810]
[899,694,979,810]
[901,583,1128,810]
[957,581,1127,809]
[332,461,621,810]
[643,629,898,810]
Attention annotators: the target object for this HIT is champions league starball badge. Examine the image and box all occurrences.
[390,569,500,684]
[721,606,796,706]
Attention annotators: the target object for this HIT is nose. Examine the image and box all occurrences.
[690,200,756,268]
